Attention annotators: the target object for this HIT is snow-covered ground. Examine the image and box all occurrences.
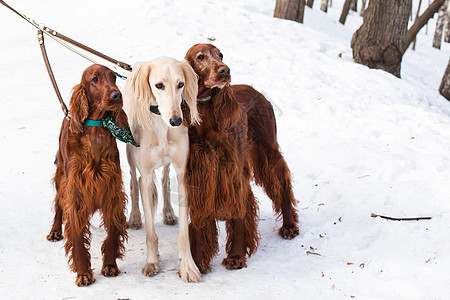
[1,0,449,299]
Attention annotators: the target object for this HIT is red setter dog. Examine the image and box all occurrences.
[184,44,299,273]
[46,64,128,286]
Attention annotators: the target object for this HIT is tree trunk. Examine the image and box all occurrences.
[361,0,367,16]
[440,59,450,100]
[351,0,412,78]
[299,0,305,23]
[351,0,358,12]
[412,0,423,50]
[406,0,445,52]
[307,0,314,8]
[433,0,449,48]
[444,1,450,42]
[274,0,306,23]
[320,0,328,12]
[339,0,353,24]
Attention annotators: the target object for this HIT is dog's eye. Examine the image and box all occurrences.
[91,76,98,83]
[197,54,205,60]
[219,53,223,60]
[178,82,184,88]
[155,83,164,90]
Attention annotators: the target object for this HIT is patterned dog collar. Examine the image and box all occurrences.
[83,117,140,147]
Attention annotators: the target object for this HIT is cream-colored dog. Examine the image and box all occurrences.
[124,56,201,282]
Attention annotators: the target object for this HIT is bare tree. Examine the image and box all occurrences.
[351,0,358,12]
[307,0,314,8]
[299,0,306,22]
[339,0,353,24]
[406,0,445,52]
[412,0,423,50]
[274,0,306,23]
[361,0,367,16]
[321,0,328,12]
[351,0,412,77]
[446,4,450,42]
[433,0,450,48]
[440,59,450,100]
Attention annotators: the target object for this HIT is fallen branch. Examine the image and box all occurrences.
[371,213,432,221]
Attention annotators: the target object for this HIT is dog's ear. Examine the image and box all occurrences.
[129,62,153,103]
[69,84,89,134]
[181,59,201,125]
[213,86,241,130]
[114,108,128,128]
[128,62,155,128]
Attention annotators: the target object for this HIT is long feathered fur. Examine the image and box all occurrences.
[186,85,259,273]
[184,44,299,274]
[126,59,201,129]
[47,65,128,287]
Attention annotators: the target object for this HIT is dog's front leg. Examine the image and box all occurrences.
[101,192,128,277]
[127,145,142,229]
[65,210,95,286]
[222,186,259,270]
[139,171,159,276]
[174,168,202,282]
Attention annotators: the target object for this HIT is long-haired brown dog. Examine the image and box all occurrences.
[46,64,128,286]
[180,44,299,273]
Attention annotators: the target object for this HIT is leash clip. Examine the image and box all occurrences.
[114,71,127,80]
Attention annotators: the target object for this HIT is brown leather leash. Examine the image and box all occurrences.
[36,27,132,119]
[37,30,71,119]
[42,26,132,72]
[1,0,132,119]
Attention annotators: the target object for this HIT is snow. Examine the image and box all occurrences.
[1,0,449,299]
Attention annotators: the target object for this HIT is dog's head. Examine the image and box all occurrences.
[185,44,230,93]
[69,64,127,134]
[127,57,200,128]
[186,44,243,130]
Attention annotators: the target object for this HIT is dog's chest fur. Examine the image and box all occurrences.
[131,115,188,170]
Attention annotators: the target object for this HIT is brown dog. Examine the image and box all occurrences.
[183,44,299,273]
[46,64,128,286]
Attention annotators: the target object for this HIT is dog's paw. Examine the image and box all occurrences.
[46,231,63,241]
[279,224,299,240]
[127,212,142,229]
[75,273,95,287]
[178,258,202,282]
[222,255,247,270]
[101,264,121,277]
[163,210,178,226]
[142,263,159,277]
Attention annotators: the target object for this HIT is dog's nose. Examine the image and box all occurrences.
[169,117,183,127]
[111,91,122,101]
[218,66,230,77]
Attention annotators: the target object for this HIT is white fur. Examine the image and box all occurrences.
[124,57,201,282]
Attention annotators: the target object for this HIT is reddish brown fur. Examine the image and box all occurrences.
[185,44,299,273]
[46,64,128,286]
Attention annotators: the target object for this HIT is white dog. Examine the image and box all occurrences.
[124,57,202,282]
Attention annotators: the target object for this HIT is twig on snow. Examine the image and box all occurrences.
[306,251,322,256]
[371,213,432,221]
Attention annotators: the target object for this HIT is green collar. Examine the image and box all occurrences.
[84,119,103,127]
